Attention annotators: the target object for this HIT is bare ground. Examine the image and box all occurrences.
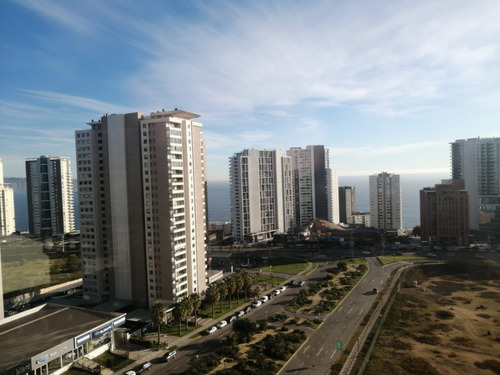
[365,274,500,375]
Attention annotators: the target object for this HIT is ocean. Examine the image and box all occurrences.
[206,173,450,229]
[13,173,447,231]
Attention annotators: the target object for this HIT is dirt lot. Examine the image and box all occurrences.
[365,262,500,375]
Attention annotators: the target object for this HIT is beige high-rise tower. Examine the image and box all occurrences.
[76,109,207,308]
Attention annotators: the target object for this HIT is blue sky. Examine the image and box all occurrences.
[1,0,499,180]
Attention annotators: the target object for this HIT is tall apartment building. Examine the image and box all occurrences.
[0,158,15,236]
[76,109,207,308]
[420,179,470,246]
[25,156,74,238]
[339,186,356,224]
[369,172,402,230]
[287,145,339,227]
[229,149,294,243]
[451,137,500,243]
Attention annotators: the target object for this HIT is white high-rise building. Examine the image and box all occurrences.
[76,109,207,308]
[25,156,74,238]
[229,149,294,243]
[287,145,339,227]
[369,172,402,230]
[451,137,500,242]
[0,158,15,236]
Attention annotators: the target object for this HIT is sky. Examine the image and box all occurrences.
[1,0,500,181]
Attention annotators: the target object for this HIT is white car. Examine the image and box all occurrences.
[272,289,281,296]
[259,295,268,303]
[362,251,371,255]
[206,326,217,335]
[216,320,227,329]
[427,253,437,257]
[237,310,245,318]
[279,286,287,292]
[252,300,262,308]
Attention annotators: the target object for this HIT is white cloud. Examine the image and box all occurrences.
[19,89,129,114]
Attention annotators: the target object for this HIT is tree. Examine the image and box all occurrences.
[189,293,201,327]
[233,272,244,302]
[225,276,236,309]
[182,297,193,331]
[337,261,348,272]
[172,302,183,335]
[232,318,257,343]
[204,284,219,318]
[217,281,228,313]
[413,225,421,237]
[150,301,166,345]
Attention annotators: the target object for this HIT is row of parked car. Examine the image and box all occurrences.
[205,285,290,335]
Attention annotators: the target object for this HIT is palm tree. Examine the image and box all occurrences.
[182,297,193,331]
[150,301,166,345]
[204,284,219,318]
[241,270,254,300]
[189,293,201,327]
[217,281,228,313]
[172,302,183,335]
[225,276,236,309]
[234,271,244,302]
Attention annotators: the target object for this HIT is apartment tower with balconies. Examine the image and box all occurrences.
[75,109,207,308]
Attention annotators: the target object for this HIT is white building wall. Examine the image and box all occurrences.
[0,159,15,236]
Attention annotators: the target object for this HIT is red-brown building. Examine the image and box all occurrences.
[420,179,470,247]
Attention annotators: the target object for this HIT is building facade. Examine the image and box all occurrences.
[287,145,339,227]
[25,156,74,238]
[420,179,470,247]
[75,109,207,308]
[0,158,15,236]
[351,211,370,227]
[339,186,356,224]
[451,137,500,244]
[369,172,402,230]
[229,149,294,243]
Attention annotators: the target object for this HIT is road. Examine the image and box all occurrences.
[278,257,399,374]
[147,255,400,375]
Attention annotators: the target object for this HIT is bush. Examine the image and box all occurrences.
[435,310,454,320]
[129,337,153,348]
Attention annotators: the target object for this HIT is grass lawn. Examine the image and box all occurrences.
[259,257,309,274]
[256,273,286,287]
[344,257,368,265]
[378,255,425,265]
[93,351,134,372]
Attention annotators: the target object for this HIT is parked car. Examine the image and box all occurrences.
[139,362,151,372]
[362,251,371,255]
[298,280,306,287]
[124,372,136,375]
[229,315,237,323]
[427,253,437,257]
[252,300,262,308]
[245,306,252,313]
[272,289,281,296]
[237,310,245,318]
[206,326,217,335]
[217,320,228,329]
[279,286,287,292]
[162,350,176,362]
[260,295,269,303]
